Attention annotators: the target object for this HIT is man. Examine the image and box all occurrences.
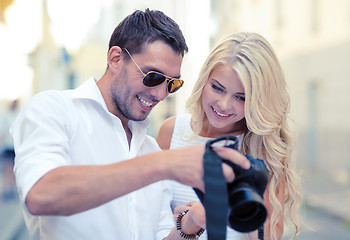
[11,9,249,240]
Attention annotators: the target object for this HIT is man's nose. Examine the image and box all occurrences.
[149,81,169,101]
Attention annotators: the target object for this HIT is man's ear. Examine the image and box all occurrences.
[107,46,123,70]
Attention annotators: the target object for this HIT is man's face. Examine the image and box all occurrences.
[110,41,183,123]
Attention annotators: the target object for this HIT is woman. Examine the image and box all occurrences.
[157,32,302,240]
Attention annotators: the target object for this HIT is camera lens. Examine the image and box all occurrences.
[227,186,267,232]
[234,201,260,220]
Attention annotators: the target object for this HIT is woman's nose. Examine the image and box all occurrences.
[217,96,232,111]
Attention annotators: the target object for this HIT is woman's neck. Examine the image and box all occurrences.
[198,118,247,138]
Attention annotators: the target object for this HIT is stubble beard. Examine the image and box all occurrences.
[110,80,149,122]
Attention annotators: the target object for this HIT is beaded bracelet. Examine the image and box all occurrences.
[176,209,205,239]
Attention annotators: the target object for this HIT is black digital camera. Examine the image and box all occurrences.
[204,135,269,233]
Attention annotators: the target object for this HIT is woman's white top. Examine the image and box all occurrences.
[169,114,244,240]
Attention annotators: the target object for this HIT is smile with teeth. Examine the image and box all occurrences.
[213,107,229,117]
[137,96,153,107]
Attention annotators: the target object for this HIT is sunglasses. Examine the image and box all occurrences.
[123,48,184,93]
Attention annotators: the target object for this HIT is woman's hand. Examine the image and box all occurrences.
[174,201,206,229]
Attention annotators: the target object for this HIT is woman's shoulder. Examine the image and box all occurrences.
[157,114,192,149]
[176,113,191,121]
[156,116,176,150]
[161,114,191,132]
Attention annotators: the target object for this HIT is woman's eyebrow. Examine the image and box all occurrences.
[212,79,245,95]
[212,79,226,89]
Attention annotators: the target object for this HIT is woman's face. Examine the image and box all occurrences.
[201,64,246,134]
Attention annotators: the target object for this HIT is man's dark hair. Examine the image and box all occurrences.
[108,9,188,58]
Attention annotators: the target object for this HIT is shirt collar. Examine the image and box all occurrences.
[71,77,104,103]
[70,77,151,129]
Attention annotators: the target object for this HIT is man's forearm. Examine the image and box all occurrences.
[26,151,169,216]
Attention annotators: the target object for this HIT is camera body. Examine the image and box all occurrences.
[224,154,269,232]
[205,135,270,233]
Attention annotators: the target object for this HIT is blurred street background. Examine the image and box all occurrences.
[1,0,350,239]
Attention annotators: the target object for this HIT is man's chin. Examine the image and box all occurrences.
[127,112,149,122]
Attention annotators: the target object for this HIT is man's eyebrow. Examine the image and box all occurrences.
[144,67,181,79]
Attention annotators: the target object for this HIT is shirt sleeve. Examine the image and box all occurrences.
[155,180,175,240]
[139,137,175,240]
[10,91,75,206]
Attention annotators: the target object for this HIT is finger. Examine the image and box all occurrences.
[188,202,206,229]
[186,201,198,207]
[195,181,205,193]
[213,147,250,169]
[173,205,189,215]
[222,163,235,182]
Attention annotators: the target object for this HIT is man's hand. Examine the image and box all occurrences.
[164,145,250,192]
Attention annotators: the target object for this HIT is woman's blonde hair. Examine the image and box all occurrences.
[186,32,302,239]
